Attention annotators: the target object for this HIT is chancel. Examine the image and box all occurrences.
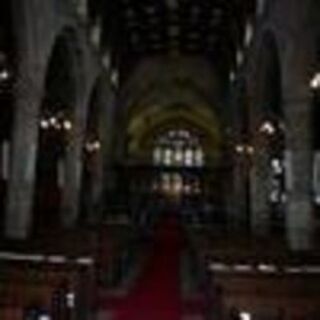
[0,1,320,319]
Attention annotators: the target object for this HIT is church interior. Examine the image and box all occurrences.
[0,0,320,319]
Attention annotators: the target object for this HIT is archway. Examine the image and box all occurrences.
[0,2,15,233]
[33,31,77,234]
[251,31,286,235]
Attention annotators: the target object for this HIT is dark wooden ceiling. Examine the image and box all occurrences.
[96,0,255,79]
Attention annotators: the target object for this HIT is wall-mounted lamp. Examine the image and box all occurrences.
[310,72,320,90]
[85,140,101,153]
[239,311,251,320]
[235,144,245,154]
[62,120,73,131]
[235,144,254,155]
[229,70,236,83]
[259,120,276,135]
[40,119,50,130]
[40,114,73,132]
[0,69,10,81]
[271,158,283,175]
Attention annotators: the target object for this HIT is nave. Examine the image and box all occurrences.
[1,0,320,319]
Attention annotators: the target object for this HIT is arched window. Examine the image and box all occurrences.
[152,128,204,197]
[152,128,205,168]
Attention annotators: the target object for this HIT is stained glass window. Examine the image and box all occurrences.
[152,128,204,196]
[152,128,204,168]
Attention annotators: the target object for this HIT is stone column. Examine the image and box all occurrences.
[5,76,41,239]
[60,83,88,227]
[59,40,103,228]
[223,164,234,229]
[231,160,248,231]
[251,147,271,235]
[87,81,114,225]
[87,151,104,225]
[285,96,313,251]
[5,2,47,239]
[281,24,314,250]
[61,72,116,227]
[102,83,117,192]
[102,84,119,218]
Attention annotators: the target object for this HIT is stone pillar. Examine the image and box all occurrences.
[5,2,48,239]
[224,164,234,228]
[5,77,41,239]
[251,148,271,235]
[59,38,103,228]
[102,84,117,195]
[61,72,116,227]
[87,151,104,224]
[60,89,87,228]
[231,160,248,231]
[281,24,314,250]
[285,97,313,251]
[87,82,114,225]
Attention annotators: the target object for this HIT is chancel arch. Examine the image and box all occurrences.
[127,107,221,163]
[122,91,227,224]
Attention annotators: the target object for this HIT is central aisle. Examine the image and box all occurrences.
[114,215,183,320]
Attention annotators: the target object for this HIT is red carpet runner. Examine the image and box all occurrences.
[113,216,183,320]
